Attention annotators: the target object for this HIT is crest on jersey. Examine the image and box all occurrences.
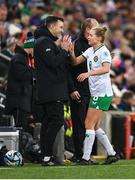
[94,56,98,62]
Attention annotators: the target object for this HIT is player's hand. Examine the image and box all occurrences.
[70,91,81,100]
[69,42,74,55]
[77,72,89,82]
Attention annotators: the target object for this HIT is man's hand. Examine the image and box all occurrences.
[77,72,89,82]
[60,35,72,52]
[70,91,81,100]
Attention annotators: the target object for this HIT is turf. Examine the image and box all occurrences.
[0,159,135,179]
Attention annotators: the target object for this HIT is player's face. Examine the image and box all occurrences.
[87,29,100,46]
[51,20,64,38]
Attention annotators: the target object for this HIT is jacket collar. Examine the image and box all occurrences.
[43,26,58,41]
[34,24,58,41]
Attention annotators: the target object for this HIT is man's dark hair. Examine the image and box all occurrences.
[45,16,64,27]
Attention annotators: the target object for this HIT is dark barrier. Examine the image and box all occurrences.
[111,115,126,158]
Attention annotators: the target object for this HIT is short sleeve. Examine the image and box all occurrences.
[82,48,91,60]
[100,50,111,64]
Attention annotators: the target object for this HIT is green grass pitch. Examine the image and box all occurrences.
[0,159,135,179]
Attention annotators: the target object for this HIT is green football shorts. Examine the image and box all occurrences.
[89,96,113,111]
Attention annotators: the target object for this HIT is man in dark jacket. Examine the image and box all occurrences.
[70,18,98,162]
[34,16,71,166]
[5,32,35,132]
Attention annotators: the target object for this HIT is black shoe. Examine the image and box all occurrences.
[69,156,81,163]
[41,157,56,166]
[90,158,99,165]
[41,157,64,166]
[41,157,59,166]
[77,158,99,165]
[103,154,119,165]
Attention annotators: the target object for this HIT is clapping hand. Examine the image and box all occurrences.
[60,35,72,52]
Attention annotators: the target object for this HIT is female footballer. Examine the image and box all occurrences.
[70,26,119,165]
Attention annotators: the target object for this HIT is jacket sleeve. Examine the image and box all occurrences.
[35,38,69,69]
[68,72,76,94]
[74,40,82,57]
[11,55,31,81]
[67,60,76,94]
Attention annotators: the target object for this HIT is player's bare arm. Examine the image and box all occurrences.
[77,63,110,82]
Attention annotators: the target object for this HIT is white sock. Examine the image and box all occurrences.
[43,156,51,162]
[95,128,116,156]
[82,129,95,161]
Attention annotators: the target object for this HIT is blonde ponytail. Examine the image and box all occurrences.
[92,26,108,42]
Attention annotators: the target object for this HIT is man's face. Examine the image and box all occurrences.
[91,19,99,29]
[51,20,64,38]
[84,19,99,39]
[0,4,8,21]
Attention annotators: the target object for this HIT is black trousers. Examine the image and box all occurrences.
[40,101,64,157]
[12,108,30,132]
[70,96,90,159]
